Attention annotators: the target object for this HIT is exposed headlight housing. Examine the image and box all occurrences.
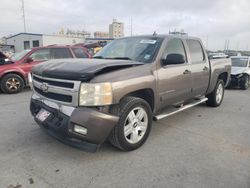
[28,73,33,89]
[79,82,113,106]
[237,74,243,78]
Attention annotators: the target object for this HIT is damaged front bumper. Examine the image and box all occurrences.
[30,94,119,152]
[229,74,244,86]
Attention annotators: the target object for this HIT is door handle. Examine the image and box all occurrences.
[183,69,191,74]
[203,66,209,71]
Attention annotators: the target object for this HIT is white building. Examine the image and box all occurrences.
[6,33,85,52]
[109,19,124,38]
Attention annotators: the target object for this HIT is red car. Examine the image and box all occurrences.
[0,45,91,94]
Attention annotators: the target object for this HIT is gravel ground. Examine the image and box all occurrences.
[0,88,250,188]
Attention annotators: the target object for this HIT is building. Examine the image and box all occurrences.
[109,19,124,38]
[94,31,109,38]
[6,33,85,52]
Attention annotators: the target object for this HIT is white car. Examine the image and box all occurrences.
[230,56,250,90]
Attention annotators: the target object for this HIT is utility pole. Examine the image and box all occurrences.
[21,0,27,32]
[130,17,133,36]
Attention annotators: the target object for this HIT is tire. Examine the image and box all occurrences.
[108,97,152,151]
[0,74,25,94]
[240,75,249,90]
[206,79,225,107]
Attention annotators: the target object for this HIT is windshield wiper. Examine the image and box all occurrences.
[107,57,132,60]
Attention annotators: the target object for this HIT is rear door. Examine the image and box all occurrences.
[50,48,73,59]
[157,38,192,108]
[186,39,210,97]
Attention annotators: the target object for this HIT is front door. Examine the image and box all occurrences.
[157,38,192,109]
[20,48,51,77]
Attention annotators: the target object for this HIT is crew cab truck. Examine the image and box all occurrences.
[229,56,250,90]
[0,45,90,94]
[30,35,231,152]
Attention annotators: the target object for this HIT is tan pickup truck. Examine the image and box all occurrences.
[30,35,231,152]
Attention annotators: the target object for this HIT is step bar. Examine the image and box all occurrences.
[154,97,208,121]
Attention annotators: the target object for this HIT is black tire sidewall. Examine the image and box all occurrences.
[240,75,249,90]
[1,74,24,94]
[115,98,152,151]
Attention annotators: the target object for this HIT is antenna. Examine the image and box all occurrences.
[21,0,27,32]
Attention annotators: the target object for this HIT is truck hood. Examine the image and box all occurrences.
[32,58,144,81]
[231,66,248,75]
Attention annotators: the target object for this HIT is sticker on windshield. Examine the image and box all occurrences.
[140,40,157,44]
[144,54,151,60]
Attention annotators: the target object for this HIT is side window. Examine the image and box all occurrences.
[72,48,88,58]
[164,38,187,62]
[29,49,50,61]
[32,40,40,47]
[186,39,205,63]
[50,48,72,59]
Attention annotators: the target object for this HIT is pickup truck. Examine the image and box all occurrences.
[229,56,250,90]
[30,35,231,152]
[0,45,91,94]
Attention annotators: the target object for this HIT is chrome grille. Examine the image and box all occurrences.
[32,74,81,106]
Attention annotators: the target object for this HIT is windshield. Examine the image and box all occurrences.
[11,49,31,61]
[231,58,248,67]
[94,37,163,63]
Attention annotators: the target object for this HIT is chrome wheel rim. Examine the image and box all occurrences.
[124,107,148,144]
[216,83,223,104]
[6,78,20,91]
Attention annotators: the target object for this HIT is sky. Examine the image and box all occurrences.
[1,0,250,50]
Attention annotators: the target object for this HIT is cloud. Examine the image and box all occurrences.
[0,0,250,50]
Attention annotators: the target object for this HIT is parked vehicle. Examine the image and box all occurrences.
[0,45,91,94]
[30,35,231,152]
[0,51,8,65]
[229,56,250,90]
[208,52,229,59]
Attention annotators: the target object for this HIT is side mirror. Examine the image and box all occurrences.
[25,57,33,63]
[162,54,185,66]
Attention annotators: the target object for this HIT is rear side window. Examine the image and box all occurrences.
[50,48,72,59]
[72,48,88,58]
[165,38,187,62]
[186,40,205,63]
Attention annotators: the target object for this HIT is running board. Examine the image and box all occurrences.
[154,97,208,121]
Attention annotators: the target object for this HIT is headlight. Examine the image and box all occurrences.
[79,82,113,106]
[28,73,33,89]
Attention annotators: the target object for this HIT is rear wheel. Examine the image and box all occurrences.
[0,74,24,94]
[206,79,224,107]
[108,97,152,151]
[240,75,249,90]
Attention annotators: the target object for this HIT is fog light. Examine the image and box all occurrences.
[73,124,88,135]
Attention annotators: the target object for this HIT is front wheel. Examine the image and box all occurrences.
[108,97,152,151]
[240,75,249,90]
[1,74,25,94]
[206,79,225,107]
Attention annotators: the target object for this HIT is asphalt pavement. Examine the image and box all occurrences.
[0,88,250,188]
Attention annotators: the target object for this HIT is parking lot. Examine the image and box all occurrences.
[0,88,250,188]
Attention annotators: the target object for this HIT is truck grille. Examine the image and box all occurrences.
[32,74,81,106]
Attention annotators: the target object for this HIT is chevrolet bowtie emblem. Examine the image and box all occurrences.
[40,83,49,93]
